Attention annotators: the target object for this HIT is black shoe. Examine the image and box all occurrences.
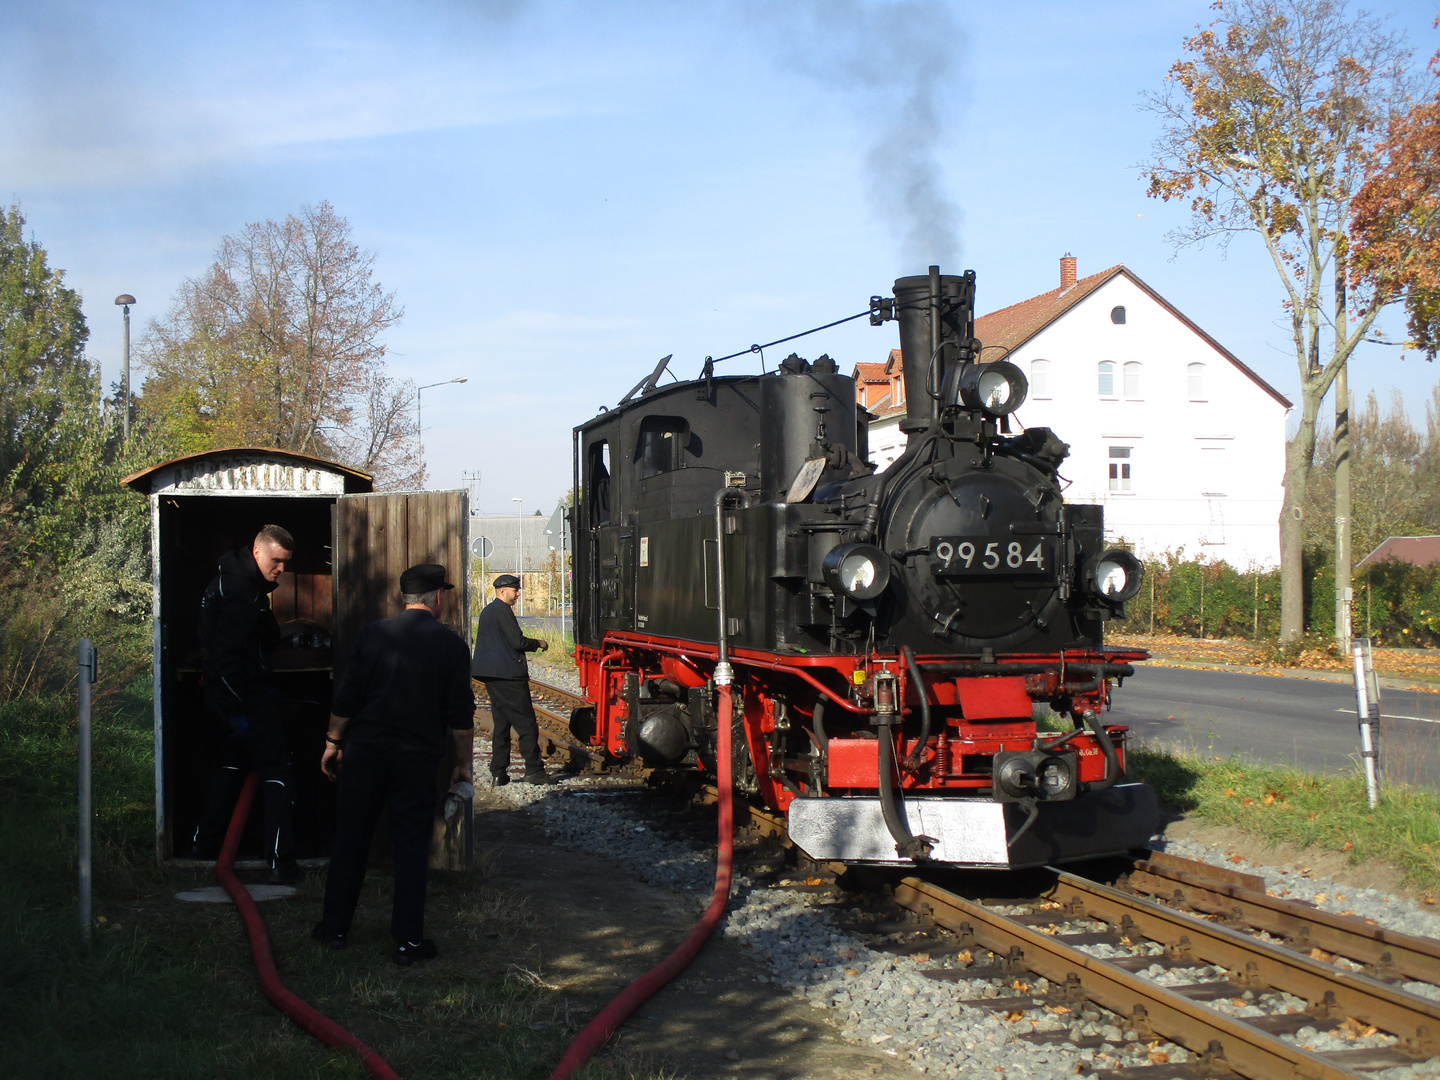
[490,773,510,787]
[522,770,557,785]
[269,859,303,886]
[311,923,348,950]
[394,939,437,966]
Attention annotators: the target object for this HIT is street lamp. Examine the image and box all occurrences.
[416,377,468,478]
[512,497,523,605]
[114,294,136,441]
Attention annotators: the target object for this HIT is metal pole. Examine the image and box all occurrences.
[1351,637,1382,808]
[561,520,568,642]
[416,377,469,484]
[114,295,136,443]
[121,306,131,442]
[78,639,96,944]
[513,498,523,609]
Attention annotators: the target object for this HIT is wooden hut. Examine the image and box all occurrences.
[122,448,471,868]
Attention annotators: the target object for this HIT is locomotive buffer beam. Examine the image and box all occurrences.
[786,783,1158,868]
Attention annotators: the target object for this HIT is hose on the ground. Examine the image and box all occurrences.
[545,682,736,1080]
[215,773,401,1080]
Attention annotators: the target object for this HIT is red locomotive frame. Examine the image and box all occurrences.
[576,632,1145,815]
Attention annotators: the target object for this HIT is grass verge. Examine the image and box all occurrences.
[0,684,666,1079]
[1127,745,1440,897]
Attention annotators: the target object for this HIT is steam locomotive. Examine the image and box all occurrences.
[569,268,1158,867]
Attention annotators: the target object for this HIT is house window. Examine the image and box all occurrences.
[1188,362,1206,401]
[1098,361,1115,398]
[1030,359,1051,399]
[1108,446,1132,492]
[1111,306,1126,324]
[1123,361,1142,399]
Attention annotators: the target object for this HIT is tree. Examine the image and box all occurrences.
[0,205,93,507]
[1144,0,1415,642]
[139,201,422,488]
[1351,72,1440,359]
[1303,389,1433,557]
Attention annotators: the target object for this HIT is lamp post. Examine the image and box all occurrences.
[114,295,136,441]
[512,497,523,608]
[416,377,468,479]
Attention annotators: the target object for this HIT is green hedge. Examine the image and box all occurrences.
[1122,550,1440,647]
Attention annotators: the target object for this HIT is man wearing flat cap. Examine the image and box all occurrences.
[472,573,554,785]
[312,563,474,966]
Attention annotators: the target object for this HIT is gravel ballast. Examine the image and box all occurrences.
[481,690,1440,1077]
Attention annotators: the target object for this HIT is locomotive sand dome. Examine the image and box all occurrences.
[570,267,1158,867]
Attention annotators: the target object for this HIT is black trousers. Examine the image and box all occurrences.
[484,678,543,776]
[319,746,438,944]
[192,692,295,863]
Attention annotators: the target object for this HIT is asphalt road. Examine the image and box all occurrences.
[1105,665,1440,788]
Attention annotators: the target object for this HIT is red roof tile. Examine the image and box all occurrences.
[1356,536,1440,570]
[853,361,889,382]
[973,265,1291,409]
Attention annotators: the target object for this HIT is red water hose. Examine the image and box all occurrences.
[215,773,402,1080]
[545,683,736,1080]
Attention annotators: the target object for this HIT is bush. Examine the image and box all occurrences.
[1122,548,1439,647]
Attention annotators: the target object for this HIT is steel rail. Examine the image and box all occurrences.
[1045,870,1440,1057]
[891,876,1375,1080]
[472,678,603,763]
[529,678,588,712]
[1128,854,1440,987]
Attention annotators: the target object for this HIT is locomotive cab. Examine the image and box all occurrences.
[569,268,1158,868]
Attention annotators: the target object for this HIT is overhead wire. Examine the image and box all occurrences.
[702,308,872,371]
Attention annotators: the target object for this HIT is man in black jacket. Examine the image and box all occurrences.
[312,563,475,966]
[472,573,553,785]
[191,524,300,885]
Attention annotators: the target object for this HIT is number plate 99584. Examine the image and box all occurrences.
[931,536,1057,576]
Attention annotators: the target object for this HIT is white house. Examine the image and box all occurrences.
[856,257,1290,568]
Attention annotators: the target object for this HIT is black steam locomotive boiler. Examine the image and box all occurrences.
[569,267,1158,867]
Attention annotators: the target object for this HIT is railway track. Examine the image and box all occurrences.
[713,794,1440,1080]
[472,677,613,770]
[483,699,1440,1079]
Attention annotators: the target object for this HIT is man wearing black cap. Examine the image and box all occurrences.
[312,563,474,966]
[472,573,554,785]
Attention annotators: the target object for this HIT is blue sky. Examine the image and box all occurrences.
[4,0,1437,513]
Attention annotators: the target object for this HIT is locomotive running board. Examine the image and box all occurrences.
[786,783,1160,868]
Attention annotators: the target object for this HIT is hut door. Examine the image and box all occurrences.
[331,488,472,871]
[332,490,471,682]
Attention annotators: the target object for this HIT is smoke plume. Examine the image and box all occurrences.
[754,0,964,269]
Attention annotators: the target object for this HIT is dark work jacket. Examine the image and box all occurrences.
[471,598,543,681]
[199,548,281,716]
[332,608,475,758]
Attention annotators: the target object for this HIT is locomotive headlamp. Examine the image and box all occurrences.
[957,360,1027,416]
[821,542,891,601]
[1088,548,1144,603]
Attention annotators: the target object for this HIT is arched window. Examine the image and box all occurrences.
[1030,359,1051,399]
[1111,306,1127,324]
[1123,361,1142,399]
[1188,362,1206,401]
[1098,361,1115,398]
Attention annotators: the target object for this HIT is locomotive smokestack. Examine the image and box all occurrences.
[891,268,976,433]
